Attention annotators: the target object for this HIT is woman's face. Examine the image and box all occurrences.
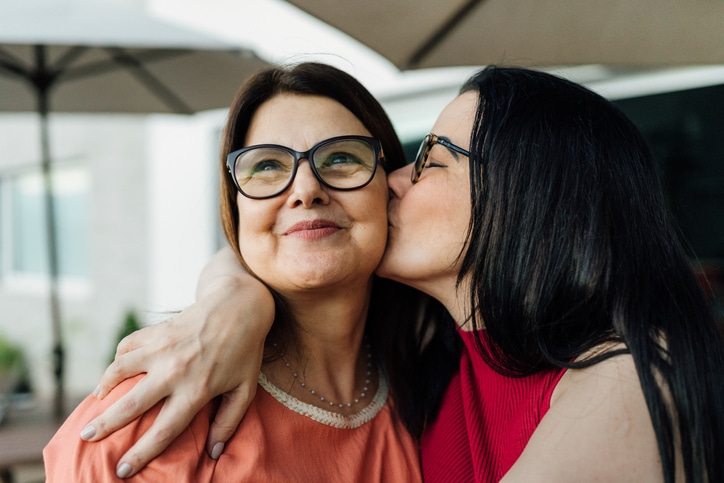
[236,94,389,295]
[377,91,477,306]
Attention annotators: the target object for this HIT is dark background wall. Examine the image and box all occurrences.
[615,84,724,265]
[617,86,724,325]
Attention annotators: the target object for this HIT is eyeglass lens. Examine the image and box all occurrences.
[232,138,377,198]
[412,134,433,183]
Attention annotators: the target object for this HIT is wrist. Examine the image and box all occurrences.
[202,274,275,335]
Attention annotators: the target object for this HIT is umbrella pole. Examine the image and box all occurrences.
[41,110,65,421]
[35,45,65,420]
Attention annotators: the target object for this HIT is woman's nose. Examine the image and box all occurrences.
[286,159,330,207]
[386,164,412,200]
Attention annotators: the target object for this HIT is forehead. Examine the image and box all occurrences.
[430,91,478,148]
[245,94,371,149]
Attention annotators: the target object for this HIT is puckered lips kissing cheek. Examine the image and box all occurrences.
[283,219,343,241]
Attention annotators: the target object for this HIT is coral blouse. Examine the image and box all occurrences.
[44,373,421,482]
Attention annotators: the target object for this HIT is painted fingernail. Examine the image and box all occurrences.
[117,463,132,479]
[80,424,96,440]
[92,385,100,397]
[211,442,225,460]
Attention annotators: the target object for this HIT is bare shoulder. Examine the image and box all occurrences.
[501,344,664,482]
[553,342,640,404]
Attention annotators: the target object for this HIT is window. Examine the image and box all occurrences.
[1,163,89,281]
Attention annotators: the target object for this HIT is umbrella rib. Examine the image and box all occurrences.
[0,46,91,94]
[58,49,189,81]
[404,0,486,69]
[56,48,195,114]
[52,45,92,71]
[106,47,194,114]
[0,47,31,80]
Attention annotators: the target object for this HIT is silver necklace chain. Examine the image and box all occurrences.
[276,342,374,409]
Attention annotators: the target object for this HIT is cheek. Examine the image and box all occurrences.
[355,182,390,254]
[398,182,469,255]
[399,190,438,237]
[235,198,277,259]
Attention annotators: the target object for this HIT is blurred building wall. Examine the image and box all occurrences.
[0,114,149,398]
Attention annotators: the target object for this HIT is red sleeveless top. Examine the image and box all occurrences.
[421,330,567,482]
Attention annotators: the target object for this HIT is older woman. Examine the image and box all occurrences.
[80,67,724,482]
[43,62,426,482]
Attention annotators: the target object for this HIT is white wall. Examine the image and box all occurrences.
[147,111,224,314]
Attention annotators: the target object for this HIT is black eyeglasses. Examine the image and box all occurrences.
[226,135,384,199]
[411,132,470,184]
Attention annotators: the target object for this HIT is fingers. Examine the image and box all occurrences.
[205,384,258,458]
[96,347,149,399]
[112,396,198,478]
[82,375,167,442]
[115,325,152,355]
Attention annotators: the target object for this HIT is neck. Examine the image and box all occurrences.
[447,275,477,331]
[413,273,475,330]
[263,288,377,413]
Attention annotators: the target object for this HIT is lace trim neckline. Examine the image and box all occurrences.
[258,370,388,429]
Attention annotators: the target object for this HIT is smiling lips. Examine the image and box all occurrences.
[284,219,341,240]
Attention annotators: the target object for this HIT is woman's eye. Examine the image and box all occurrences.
[250,159,284,174]
[425,161,446,169]
[321,152,363,167]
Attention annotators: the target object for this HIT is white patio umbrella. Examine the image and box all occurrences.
[0,0,268,418]
[284,0,724,70]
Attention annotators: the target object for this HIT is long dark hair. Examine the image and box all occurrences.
[218,62,432,436]
[456,66,724,482]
